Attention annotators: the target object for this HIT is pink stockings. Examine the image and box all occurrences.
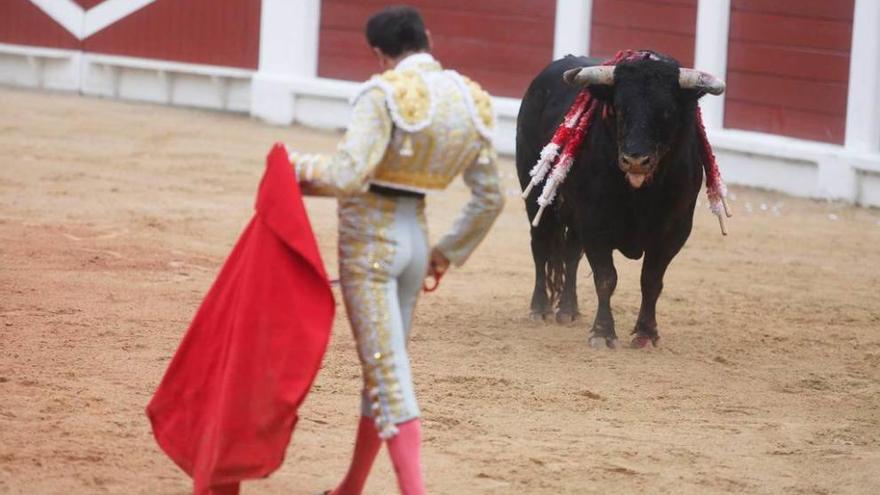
[387,419,425,495]
[331,416,425,495]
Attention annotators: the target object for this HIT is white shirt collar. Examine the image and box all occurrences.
[395,52,437,71]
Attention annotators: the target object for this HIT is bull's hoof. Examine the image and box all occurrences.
[630,335,659,348]
[529,311,550,323]
[588,334,618,349]
[555,311,580,325]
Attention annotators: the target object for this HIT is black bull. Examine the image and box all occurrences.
[515,53,725,348]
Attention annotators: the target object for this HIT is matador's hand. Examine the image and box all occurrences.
[424,248,450,292]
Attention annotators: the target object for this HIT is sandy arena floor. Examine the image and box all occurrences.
[1,87,879,494]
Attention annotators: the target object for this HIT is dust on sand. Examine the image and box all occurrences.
[1,87,879,494]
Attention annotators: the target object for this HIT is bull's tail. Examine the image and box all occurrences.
[545,219,570,310]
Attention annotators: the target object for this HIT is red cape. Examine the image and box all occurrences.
[146,144,334,494]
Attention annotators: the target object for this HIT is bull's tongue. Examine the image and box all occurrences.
[626,172,647,188]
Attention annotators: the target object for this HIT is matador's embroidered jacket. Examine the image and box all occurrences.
[289,52,504,265]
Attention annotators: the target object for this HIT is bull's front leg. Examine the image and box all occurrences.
[633,222,690,348]
[632,251,670,348]
[585,247,618,348]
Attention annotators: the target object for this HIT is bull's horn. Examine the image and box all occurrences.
[679,69,726,95]
[563,66,615,87]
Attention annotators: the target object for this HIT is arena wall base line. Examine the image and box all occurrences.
[709,129,880,207]
[79,53,252,112]
[0,44,80,91]
[0,43,252,113]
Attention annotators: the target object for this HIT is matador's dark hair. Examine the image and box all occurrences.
[365,5,429,58]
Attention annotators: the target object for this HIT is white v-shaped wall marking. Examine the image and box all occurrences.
[29,0,157,40]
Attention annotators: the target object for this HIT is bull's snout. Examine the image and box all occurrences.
[619,153,655,174]
[619,153,656,189]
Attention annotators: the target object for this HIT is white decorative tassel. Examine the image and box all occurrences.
[521,142,560,198]
[706,180,732,235]
[531,154,574,227]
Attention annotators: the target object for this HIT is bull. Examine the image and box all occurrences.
[516,51,726,348]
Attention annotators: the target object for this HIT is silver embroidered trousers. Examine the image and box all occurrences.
[338,192,428,438]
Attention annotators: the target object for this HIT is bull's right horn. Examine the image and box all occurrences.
[563,66,615,87]
[678,69,726,95]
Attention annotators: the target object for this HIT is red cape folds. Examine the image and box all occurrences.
[146,144,335,494]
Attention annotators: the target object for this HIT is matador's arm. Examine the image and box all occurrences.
[288,88,391,196]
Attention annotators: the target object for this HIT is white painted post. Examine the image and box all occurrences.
[157,70,171,104]
[553,0,592,60]
[693,0,731,130]
[251,0,321,124]
[845,0,880,154]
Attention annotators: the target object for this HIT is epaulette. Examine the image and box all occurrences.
[446,71,496,143]
[350,68,435,133]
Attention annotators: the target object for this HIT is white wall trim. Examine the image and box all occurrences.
[707,128,880,203]
[83,52,253,79]
[0,42,81,91]
[79,53,252,112]
[83,0,157,38]
[694,0,731,130]
[0,42,76,59]
[27,0,157,40]
[0,43,251,112]
[845,0,880,154]
[252,0,322,124]
[258,0,321,76]
[553,0,592,59]
[29,0,84,38]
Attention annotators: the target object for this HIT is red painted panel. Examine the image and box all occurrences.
[591,0,697,35]
[725,72,848,115]
[590,26,695,65]
[320,29,374,59]
[317,0,556,98]
[321,29,550,78]
[83,0,261,69]
[725,100,846,144]
[75,0,107,8]
[319,55,384,83]
[725,0,853,143]
[731,0,854,21]
[726,43,851,83]
[323,0,555,21]
[456,67,542,100]
[729,11,853,51]
[0,0,79,49]
[590,0,697,65]
[431,36,550,74]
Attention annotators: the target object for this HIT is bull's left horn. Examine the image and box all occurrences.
[679,69,726,95]
[563,66,615,87]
